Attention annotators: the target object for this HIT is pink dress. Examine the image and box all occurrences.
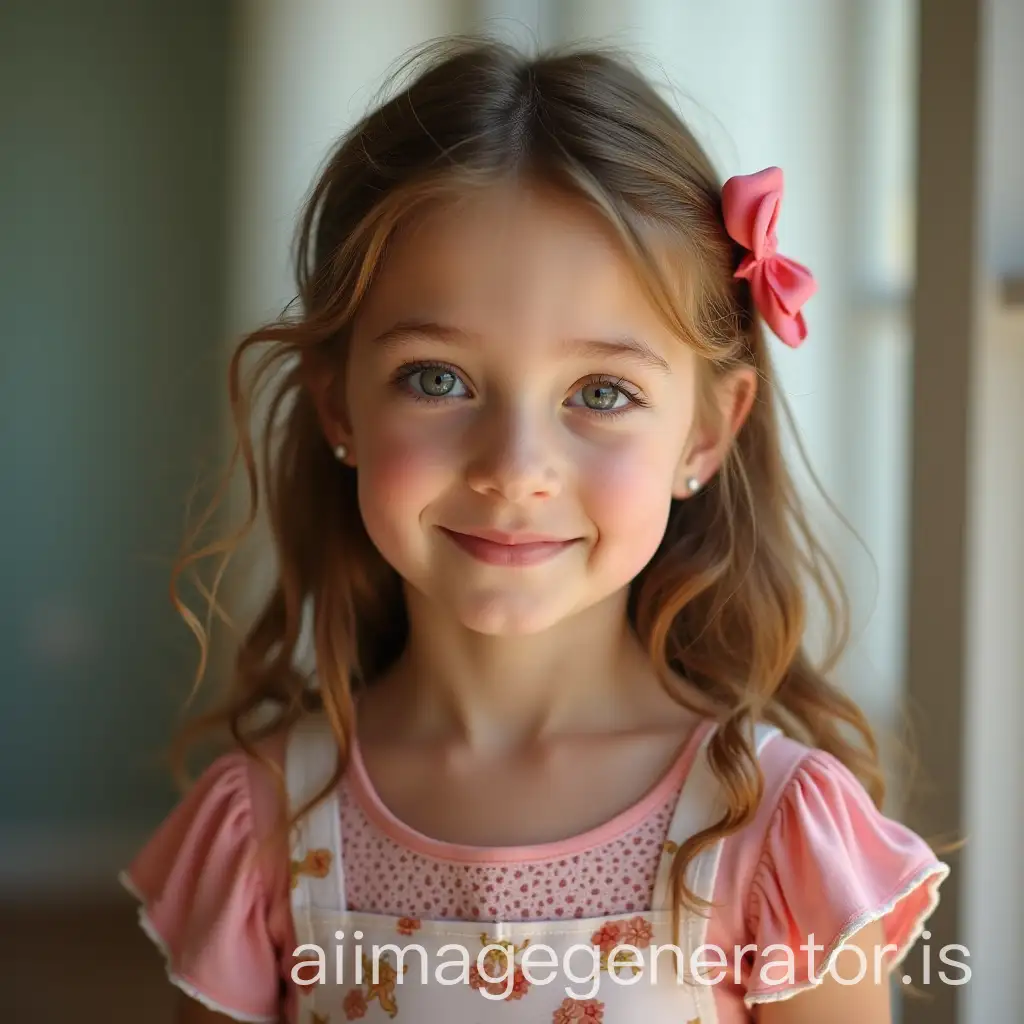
[121,715,948,1022]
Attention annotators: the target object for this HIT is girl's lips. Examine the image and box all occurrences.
[439,527,579,566]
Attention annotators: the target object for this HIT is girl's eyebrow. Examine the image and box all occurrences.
[571,336,671,375]
[370,319,672,375]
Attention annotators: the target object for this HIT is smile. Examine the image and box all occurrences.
[438,527,579,567]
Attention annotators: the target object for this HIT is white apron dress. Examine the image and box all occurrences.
[285,715,780,1023]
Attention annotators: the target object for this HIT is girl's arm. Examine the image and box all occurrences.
[121,746,291,1024]
[755,919,891,1023]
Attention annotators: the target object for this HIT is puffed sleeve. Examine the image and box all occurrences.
[119,752,284,1022]
[743,748,949,1006]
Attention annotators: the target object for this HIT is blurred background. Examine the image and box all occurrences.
[1,1,1020,1021]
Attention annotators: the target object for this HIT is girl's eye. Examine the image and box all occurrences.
[394,363,470,401]
[566,378,647,416]
[572,381,630,412]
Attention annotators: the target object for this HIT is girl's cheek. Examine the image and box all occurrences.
[355,431,446,562]
[359,422,455,506]
[581,445,676,527]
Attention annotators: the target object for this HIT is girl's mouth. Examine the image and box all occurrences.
[438,527,580,566]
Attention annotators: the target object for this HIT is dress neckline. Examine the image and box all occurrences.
[343,717,716,864]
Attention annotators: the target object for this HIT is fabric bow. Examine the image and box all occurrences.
[721,167,817,348]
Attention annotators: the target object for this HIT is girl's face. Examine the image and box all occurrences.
[334,182,748,636]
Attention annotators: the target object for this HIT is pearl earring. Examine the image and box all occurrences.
[334,443,348,461]
[686,476,700,494]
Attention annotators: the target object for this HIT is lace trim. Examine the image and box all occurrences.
[118,870,279,1023]
[744,859,950,1006]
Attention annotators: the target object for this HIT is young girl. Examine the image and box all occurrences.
[122,38,950,1024]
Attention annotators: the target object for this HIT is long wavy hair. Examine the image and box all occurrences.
[171,37,883,934]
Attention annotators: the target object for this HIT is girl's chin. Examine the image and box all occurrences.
[436,585,619,639]
[457,604,574,638]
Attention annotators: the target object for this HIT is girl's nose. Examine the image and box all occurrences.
[464,408,563,503]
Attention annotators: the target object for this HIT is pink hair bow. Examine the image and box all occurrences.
[721,167,817,348]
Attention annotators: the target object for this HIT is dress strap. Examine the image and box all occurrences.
[285,712,347,946]
[651,721,781,928]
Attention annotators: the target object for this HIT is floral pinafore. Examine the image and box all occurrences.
[286,715,780,1023]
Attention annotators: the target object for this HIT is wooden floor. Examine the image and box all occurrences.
[2,896,176,1023]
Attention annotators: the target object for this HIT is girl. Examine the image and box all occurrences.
[122,38,949,1024]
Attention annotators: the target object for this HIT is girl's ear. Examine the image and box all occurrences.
[672,365,757,498]
[300,347,354,462]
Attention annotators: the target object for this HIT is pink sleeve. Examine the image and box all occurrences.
[743,748,949,1006]
[120,751,286,1022]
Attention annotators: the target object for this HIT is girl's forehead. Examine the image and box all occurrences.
[355,182,684,354]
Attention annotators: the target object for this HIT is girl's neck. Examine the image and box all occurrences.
[359,586,675,755]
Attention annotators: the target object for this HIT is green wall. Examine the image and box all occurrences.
[0,1,230,827]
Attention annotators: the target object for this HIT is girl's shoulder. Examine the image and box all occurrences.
[120,732,295,1021]
[742,726,937,882]
[714,726,950,1007]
